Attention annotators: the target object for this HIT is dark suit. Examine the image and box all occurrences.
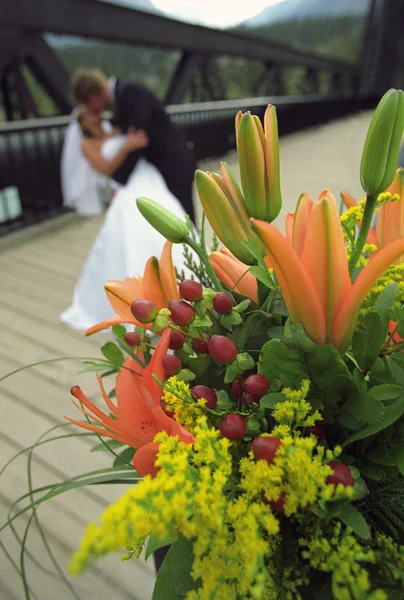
[112,78,196,222]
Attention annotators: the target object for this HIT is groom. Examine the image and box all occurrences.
[71,68,196,222]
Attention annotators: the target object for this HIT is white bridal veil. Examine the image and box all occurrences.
[61,112,113,216]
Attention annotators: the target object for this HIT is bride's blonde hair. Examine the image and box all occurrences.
[70,68,106,104]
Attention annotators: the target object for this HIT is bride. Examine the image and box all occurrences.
[60,107,193,331]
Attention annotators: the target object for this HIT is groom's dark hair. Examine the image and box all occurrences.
[70,68,106,103]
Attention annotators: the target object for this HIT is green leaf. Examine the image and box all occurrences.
[337,412,363,430]
[342,396,404,447]
[90,440,124,452]
[338,505,371,539]
[216,390,233,411]
[259,337,356,408]
[368,384,403,402]
[152,537,197,600]
[231,312,272,353]
[220,312,243,327]
[176,369,196,383]
[113,446,136,467]
[352,311,386,371]
[390,445,404,476]
[339,392,385,425]
[112,324,127,340]
[373,282,398,318]
[353,369,367,391]
[260,392,286,410]
[233,299,251,313]
[365,449,396,466]
[351,477,369,500]
[191,316,212,328]
[358,459,384,481]
[146,535,175,560]
[101,342,125,366]
[258,339,306,389]
[249,265,275,288]
[235,352,255,370]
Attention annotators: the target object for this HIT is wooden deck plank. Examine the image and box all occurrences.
[0,435,155,600]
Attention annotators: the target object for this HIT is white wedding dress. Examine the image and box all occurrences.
[60,135,192,331]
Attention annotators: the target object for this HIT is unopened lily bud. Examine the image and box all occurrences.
[360,89,404,196]
[237,105,282,222]
[195,169,262,265]
[137,197,190,243]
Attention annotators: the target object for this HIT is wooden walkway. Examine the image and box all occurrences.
[0,111,373,600]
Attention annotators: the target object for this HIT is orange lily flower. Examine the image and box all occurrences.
[210,248,258,302]
[341,168,404,252]
[252,190,404,352]
[86,241,180,335]
[68,329,194,477]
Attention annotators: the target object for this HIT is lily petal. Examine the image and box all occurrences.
[159,241,180,301]
[251,218,326,344]
[210,250,258,302]
[292,193,313,256]
[85,316,128,336]
[105,277,143,321]
[143,328,171,404]
[333,237,404,351]
[300,191,351,341]
[143,256,168,309]
[133,442,160,478]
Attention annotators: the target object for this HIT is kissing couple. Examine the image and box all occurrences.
[60,69,196,331]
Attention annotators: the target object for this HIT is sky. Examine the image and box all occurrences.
[152,0,285,27]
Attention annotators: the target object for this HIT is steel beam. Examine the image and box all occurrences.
[0,0,354,73]
[164,52,202,105]
[13,63,39,119]
[0,27,24,78]
[21,34,72,114]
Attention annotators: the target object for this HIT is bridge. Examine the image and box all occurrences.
[0,0,404,598]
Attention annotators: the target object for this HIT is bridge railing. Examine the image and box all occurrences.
[0,93,377,236]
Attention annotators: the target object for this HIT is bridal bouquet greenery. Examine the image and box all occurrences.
[5,89,404,599]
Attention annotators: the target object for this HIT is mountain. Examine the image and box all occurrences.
[242,0,370,28]
[105,0,160,13]
[46,0,161,48]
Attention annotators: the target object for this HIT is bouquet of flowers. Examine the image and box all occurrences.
[5,89,404,599]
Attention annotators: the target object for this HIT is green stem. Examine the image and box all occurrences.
[185,236,224,291]
[348,194,377,275]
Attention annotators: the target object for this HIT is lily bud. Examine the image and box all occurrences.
[360,89,404,196]
[136,197,190,243]
[237,105,282,222]
[195,169,264,265]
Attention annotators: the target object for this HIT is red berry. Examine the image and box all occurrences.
[212,292,233,314]
[207,335,238,364]
[193,337,210,354]
[270,491,286,512]
[243,375,269,398]
[306,424,326,438]
[124,331,140,346]
[192,385,217,409]
[162,354,182,377]
[179,280,203,302]
[161,401,174,418]
[243,393,260,407]
[252,436,280,464]
[326,461,355,487]
[232,377,245,399]
[168,300,195,326]
[131,299,157,324]
[218,414,246,440]
[169,330,185,350]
